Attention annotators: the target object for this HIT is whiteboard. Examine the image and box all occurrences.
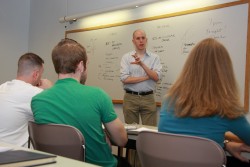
[67,3,249,105]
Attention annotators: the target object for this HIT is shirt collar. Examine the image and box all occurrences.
[132,50,151,57]
[56,78,79,84]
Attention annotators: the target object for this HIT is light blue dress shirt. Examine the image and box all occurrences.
[120,50,162,92]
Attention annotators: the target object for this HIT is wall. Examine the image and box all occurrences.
[28,0,250,122]
[29,0,67,82]
[0,0,248,122]
[56,0,250,120]
[68,0,239,30]
[67,4,248,104]
[0,0,30,83]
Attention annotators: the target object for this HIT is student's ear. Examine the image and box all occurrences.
[31,70,40,86]
[32,70,39,80]
[77,61,84,73]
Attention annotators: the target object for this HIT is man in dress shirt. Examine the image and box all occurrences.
[120,29,162,126]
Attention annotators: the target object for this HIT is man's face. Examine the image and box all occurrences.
[132,30,147,51]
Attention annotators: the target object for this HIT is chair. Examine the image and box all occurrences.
[136,131,226,167]
[28,121,85,161]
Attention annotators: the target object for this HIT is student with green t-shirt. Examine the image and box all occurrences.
[31,38,128,167]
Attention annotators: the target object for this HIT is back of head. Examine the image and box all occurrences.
[17,53,44,77]
[52,38,87,74]
[167,38,245,118]
[183,38,235,87]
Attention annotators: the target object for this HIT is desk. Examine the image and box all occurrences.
[0,142,100,167]
[127,125,157,140]
[119,125,157,159]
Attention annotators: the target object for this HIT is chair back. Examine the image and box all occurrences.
[136,131,226,167]
[28,121,85,161]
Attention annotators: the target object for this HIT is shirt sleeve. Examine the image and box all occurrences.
[229,116,250,145]
[120,53,130,82]
[98,89,117,123]
[152,54,162,79]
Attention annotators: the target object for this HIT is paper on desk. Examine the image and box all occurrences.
[131,127,157,132]
[128,127,158,135]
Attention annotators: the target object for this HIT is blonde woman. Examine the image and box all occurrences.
[158,38,250,167]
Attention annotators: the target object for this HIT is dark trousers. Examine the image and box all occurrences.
[227,156,250,167]
[115,155,132,167]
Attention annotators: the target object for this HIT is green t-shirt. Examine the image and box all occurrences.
[31,78,118,167]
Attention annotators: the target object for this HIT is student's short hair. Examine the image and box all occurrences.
[17,52,44,76]
[52,38,87,74]
[132,29,146,39]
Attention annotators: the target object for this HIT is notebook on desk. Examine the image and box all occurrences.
[124,124,137,131]
[0,150,56,167]
[127,127,158,135]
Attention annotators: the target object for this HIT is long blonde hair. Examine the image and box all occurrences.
[166,38,246,119]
